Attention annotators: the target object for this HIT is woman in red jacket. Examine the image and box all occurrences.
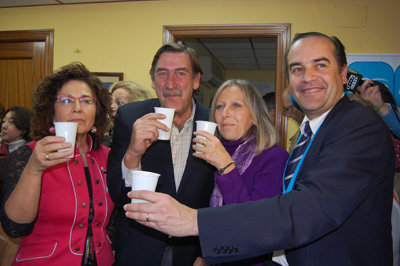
[0,62,114,265]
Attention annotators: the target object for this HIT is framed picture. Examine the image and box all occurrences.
[93,72,124,90]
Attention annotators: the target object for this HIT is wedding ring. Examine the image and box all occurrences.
[203,139,207,146]
[146,213,150,222]
[45,153,50,161]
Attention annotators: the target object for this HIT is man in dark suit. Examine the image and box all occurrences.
[107,43,215,265]
[124,32,395,265]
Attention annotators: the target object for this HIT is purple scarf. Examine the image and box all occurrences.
[210,133,257,207]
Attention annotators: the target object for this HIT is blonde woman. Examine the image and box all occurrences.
[110,81,153,121]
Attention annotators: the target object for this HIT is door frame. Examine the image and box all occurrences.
[163,24,291,149]
[0,29,54,75]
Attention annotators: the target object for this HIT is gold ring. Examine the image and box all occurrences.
[45,153,50,161]
[146,213,149,222]
[203,139,207,146]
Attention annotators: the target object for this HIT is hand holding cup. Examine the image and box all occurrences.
[193,131,233,170]
[54,122,78,158]
[154,107,175,140]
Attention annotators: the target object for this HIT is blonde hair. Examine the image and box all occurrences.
[210,79,279,154]
[110,81,153,102]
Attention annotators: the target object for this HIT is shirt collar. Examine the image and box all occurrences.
[300,94,344,135]
[301,110,330,135]
[171,98,196,132]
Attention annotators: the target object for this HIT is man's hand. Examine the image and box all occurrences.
[124,113,169,168]
[124,190,199,237]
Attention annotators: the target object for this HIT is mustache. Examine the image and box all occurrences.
[163,88,182,97]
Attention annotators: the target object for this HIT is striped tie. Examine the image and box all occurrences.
[284,121,312,185]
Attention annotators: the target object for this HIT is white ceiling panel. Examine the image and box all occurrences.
[190,37,277,71]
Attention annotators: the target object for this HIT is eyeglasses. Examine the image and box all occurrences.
[56,95,96,105]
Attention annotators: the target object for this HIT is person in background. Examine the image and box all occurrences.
[107,43,215,266]
[193,79,288,265]
[104,81,153,148]
[358,79,400,138]
[0,62,114,265]
[282,86,304,153]
[0,106,32,159]
[110,80,153,121]
[358,79,400,265]
[357,80,400,194]
[124,32,394,266]
[262,92,275,121]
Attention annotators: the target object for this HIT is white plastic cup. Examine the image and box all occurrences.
[130,170,161,203]
[154,107,175,140]
[195,120,217,152]
[54,122,78,158]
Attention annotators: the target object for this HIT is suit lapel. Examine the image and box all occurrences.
[155,140,177,195]
[295,96,350,181]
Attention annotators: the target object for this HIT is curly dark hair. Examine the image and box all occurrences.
[31,62,112,149]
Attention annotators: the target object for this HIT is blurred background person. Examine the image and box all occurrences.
[262,92,275,122]
[282,86,304,153]
[357,79,400,266]
[0,62,114,265]
[193,79,289,265]
[110,80,153,121]
[0,106,32,159]
[105,81,153,148]
[358,79,400,138]
[357,80,400,191]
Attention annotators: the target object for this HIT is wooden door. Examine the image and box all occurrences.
[0,30,53,110]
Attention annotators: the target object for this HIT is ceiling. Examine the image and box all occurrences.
[183,37,277,71]
[0,0,147,8]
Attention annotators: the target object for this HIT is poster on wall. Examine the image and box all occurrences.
[347,53,400,105]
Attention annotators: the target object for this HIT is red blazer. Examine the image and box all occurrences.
[13,137,114,265]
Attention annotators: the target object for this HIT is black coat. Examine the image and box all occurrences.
[198,96,394,266]
[107,98,215,266]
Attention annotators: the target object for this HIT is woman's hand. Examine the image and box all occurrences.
[358,80,390,115]
[358,80,383,107]
[192,131,233,170]
[26,136,73,173]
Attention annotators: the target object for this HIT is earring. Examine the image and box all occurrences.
[91,127,97,134]
[49,126,55,134]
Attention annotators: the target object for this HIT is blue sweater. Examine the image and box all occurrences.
[381,104,400,138]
